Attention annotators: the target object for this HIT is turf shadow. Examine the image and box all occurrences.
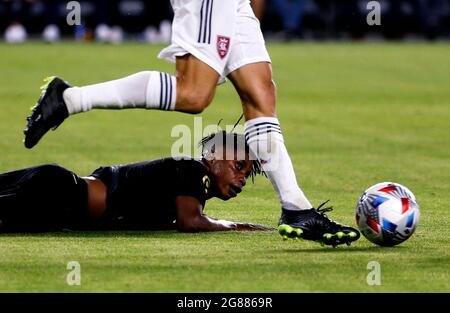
[273,245,408,253]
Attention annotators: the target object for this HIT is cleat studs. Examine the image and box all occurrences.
[346,242,351,246]
[279,225,304,240]
[43,76,54,83]
[336,232,345,239]
[278,224,292,236]
[323,233,333,240]
[282,235,288,240]
[293,228,303,237]
[348,232,357,238]
[40,77,55,92]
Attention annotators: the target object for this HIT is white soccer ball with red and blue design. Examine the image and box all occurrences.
[355,182,420,246]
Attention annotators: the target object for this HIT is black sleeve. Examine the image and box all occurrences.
[90,166,112,183]
[175,161,209,204]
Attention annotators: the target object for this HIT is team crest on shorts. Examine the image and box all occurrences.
[217,36,230,59]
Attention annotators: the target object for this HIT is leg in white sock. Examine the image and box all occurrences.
[245,117,313,211]
[227,62,312,211]
[63,71,177,115]
[63,54,221,116]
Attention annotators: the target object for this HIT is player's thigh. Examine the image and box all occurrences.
[175,54,219,98]
[175,54,219,111]
[163,0,238,112]
[228,62,276,119]
[225,1,274,119]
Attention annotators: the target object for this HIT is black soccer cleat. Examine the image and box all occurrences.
[278,200,360,247]
[23,76,70,149]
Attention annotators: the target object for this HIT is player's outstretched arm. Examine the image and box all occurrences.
[175,196,274,232]
[207,216,275,231]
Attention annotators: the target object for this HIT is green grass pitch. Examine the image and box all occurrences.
[0,42,449,292]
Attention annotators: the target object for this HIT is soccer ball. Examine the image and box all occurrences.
[355,182,420,246]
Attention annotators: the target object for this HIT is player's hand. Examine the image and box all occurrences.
[251,224,277,231]
[237,223,276,231]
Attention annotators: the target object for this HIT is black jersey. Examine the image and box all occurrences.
[90,157,210,229]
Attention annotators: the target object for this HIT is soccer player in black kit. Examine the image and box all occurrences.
[0,131,272,233]
[1,130,359,246]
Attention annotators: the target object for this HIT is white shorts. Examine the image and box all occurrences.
[158,0,271,83]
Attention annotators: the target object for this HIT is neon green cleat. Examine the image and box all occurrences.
[24,76,70,149]
[278,224,303,240]
[278,201,361,247]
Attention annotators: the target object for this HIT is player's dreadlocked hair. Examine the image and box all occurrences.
[199,130,265,182]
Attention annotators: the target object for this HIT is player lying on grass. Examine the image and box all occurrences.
[0,131,276,233]
[1,131,359,246]
[22,0,360,246]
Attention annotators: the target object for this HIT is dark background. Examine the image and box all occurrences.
[1,0,449,41]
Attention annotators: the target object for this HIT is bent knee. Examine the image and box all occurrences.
[177,90,214,114]
[184,97,212,114]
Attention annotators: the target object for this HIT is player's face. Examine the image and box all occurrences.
[208,150,253,200]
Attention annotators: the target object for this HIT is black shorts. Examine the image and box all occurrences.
[0,164,88,232]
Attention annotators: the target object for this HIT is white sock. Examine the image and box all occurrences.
[62,71,176,115]
[244,117,313,211]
